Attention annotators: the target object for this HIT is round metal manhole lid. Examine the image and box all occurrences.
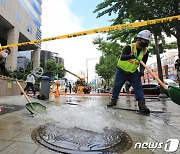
[32,123,132,153]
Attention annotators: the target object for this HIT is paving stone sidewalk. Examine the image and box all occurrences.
[0,95,180,154]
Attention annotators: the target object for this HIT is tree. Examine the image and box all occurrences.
[95,55,117,86]
[93,37,123,86]
[94,0,180,57]
[9,62,33,80]
[41,59,65,79]
[93,37,123,57]
[56,63,65,79]
[94,0,180,93]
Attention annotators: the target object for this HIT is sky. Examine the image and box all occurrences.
[41,1,178,82]
[41,0,114,82]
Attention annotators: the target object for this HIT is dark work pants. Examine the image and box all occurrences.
[0,62,9,76]
[112,67,145,101]
[24,82,36,95]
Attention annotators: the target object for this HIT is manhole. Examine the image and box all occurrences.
[0,104,24,115]
[32,123,132,154]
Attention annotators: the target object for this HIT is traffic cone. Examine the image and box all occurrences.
[55,88,60,97]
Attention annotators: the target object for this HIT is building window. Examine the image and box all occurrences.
[1,0,6,7]
[36,28,41,40]
[14,9,22,23]
[17,0,41,28]
[36,28,41,48]
[27,24,32,34]
[36,0,42,5]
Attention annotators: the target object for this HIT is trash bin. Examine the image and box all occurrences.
[39,76,51,100]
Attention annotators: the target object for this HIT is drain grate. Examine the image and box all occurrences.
[32,123,132,153]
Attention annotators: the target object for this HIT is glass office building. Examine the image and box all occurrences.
[0,0,42,70]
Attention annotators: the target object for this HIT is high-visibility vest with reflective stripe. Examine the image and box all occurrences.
[117,43,147,73]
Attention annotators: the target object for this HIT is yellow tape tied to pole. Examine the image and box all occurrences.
[0,15,180,50]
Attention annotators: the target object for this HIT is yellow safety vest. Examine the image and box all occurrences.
[117,43,147,73]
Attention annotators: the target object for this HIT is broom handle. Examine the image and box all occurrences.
[16,80,31,103]
[140,60,168,90]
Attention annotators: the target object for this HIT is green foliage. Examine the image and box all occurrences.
[10,62,33,80]
[11,70,27,80]
[43,60,57,77]
[10,59,65,81]
[41,59,65,79]
[163,41,177,50]
[56,63,66,78]
[94,0,180,85]
[95,55,117,82]
[94,0,180,53]
[93,37,123,85]
[93,0,180,85]
[25,62,33,74]
[93,37,123,57]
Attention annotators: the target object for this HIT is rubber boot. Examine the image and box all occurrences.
[138,101,150,114]
[107,98,117,107]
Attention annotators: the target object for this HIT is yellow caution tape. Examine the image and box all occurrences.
[0,75,17,81]
[0,74,39,84]
[0,15,180,50]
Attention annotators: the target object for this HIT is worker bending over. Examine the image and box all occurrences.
[107,30,152,114]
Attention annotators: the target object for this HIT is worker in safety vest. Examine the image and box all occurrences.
[107,30,152,114]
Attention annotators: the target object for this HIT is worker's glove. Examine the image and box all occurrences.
[133,53,140,61]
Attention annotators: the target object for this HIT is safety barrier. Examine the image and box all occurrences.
[0,15,180,50]
[1,15,180,96]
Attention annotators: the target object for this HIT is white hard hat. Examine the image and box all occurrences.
[137,30,151,41]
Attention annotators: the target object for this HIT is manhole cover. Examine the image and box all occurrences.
[32,123,132,153]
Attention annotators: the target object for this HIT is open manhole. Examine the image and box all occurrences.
[32,123,132,154]
[0,104,24,115]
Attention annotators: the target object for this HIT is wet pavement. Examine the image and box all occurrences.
[0,94,180,154]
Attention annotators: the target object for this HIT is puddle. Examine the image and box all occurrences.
[0,104,24,115]
[32,123,132,154]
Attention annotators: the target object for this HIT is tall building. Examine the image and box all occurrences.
[40,50,64,65]
[18,50,32,60]
[52,52,64,65]
[0,0,42,70]
[17,56,30,71]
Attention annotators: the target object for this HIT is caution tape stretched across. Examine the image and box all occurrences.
[0,15,180,50]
